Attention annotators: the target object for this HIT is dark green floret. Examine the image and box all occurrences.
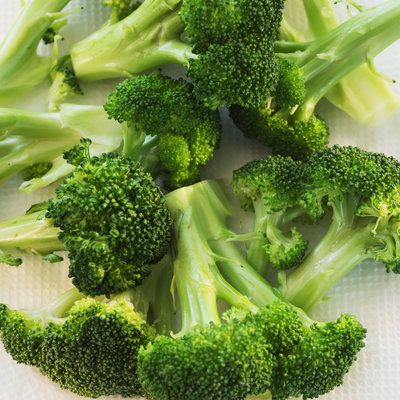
[46,139,172,296]
[137,180,366,400]
[70,0,285,108]
[104,73,221,189]
[279,145,400,312]
[230,157,308,275]
[0,104,124,193]
[230,0,400,161]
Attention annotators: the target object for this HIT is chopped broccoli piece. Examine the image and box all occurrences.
[0,0,79,106]
[70,0,285,108]
[279,145,400,312]
[137,180,366,400]
[104,73,221,188]
[230,0,400,161]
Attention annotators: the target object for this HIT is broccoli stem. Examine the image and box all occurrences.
[0,209,64,262]
[0,0,72,105]
[71,0,193,81]
[283,0,400,125]
[278,0,400,121]
[280,193,377,312]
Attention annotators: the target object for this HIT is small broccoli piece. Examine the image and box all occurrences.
[0,270,173,398]
[230,157,308,275]
[0,104,124,193]
[70,0,285,108]
[104,73,221,188]
[103,0,142,24]
[47,65,83,112]
[278,145,400,312]
[281,0,400,125]
[231,0,400,161]
[137,180,366,400]
[0,0,80,106]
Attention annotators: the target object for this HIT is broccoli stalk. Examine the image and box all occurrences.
[281,0,400,125]
[0,260,175,398]
[0,0,79,106]
[137,180,366,400]
[0,104,124,193]
[230,0,400,161]
[279,145,400,312]
[70,0,285,108]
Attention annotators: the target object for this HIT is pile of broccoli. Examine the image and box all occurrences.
[0,0,399,399]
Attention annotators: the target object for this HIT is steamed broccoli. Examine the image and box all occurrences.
[0,260,173,399]
[278,145,400,312]
[104,73,221,188]
[231,156,308,276]
[0,140,172,297]
[137,180,366,400]
[230,0,400,161]
[0,104,124,193]
[0,0,80,106]
[281,0,400,125]
[70,0,285,108]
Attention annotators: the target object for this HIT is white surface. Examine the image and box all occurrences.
[0,1,400,399]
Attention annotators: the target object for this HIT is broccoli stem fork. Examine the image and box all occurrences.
[71,0,191,81]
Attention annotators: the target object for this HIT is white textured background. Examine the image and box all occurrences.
[0,0,400,399]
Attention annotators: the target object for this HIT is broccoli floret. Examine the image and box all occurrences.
[0,140,172,297]
[230,157,308,275]
[70,0,285,108]
[47,65,83,112]
[0,104,124,193]
[104,73,221,189]
[0,267,174,398]
[0,0,80,106]
[231,0,400,161]
[281,0,400,125]
[278,145,400,312]
[137,180,366,400]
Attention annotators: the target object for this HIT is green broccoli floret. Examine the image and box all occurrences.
[137,180,366,400]
[70,0,285,108]
[281,0,400,125]
[0,140,172,297]
[47,64,83,112]
[0,0,80,106]
[0,262,174,399]
[278,145,400,312]
[230,0,400,161]
[0,104,124,193]
[231,156,308,275]
[104,73,221,188]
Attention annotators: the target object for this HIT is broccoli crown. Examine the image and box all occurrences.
[230,105,329,162]
[232,156,303,212]
[104,73,221,188]
[22,163,53,181]
[38,298,155,398]
[180,0,285,108]
[138,315,275,400]
[46,141,172,296]
[271,314,366,400]
[301,145,400,220]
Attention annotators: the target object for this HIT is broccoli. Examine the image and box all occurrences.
[0,0,80,106]
[104,72,221,188]
[0,140,172,297]
[0,104,124,193]
[47,60,83,112]
[281,0,400,125]
[230,0,400,161]
[0,257,174,398]
[230,156,309,276]
[137,180,366,400]
[278,145,400,312]
[69,0,285,108]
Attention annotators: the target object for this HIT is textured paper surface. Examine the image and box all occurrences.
[0,0,400,399]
